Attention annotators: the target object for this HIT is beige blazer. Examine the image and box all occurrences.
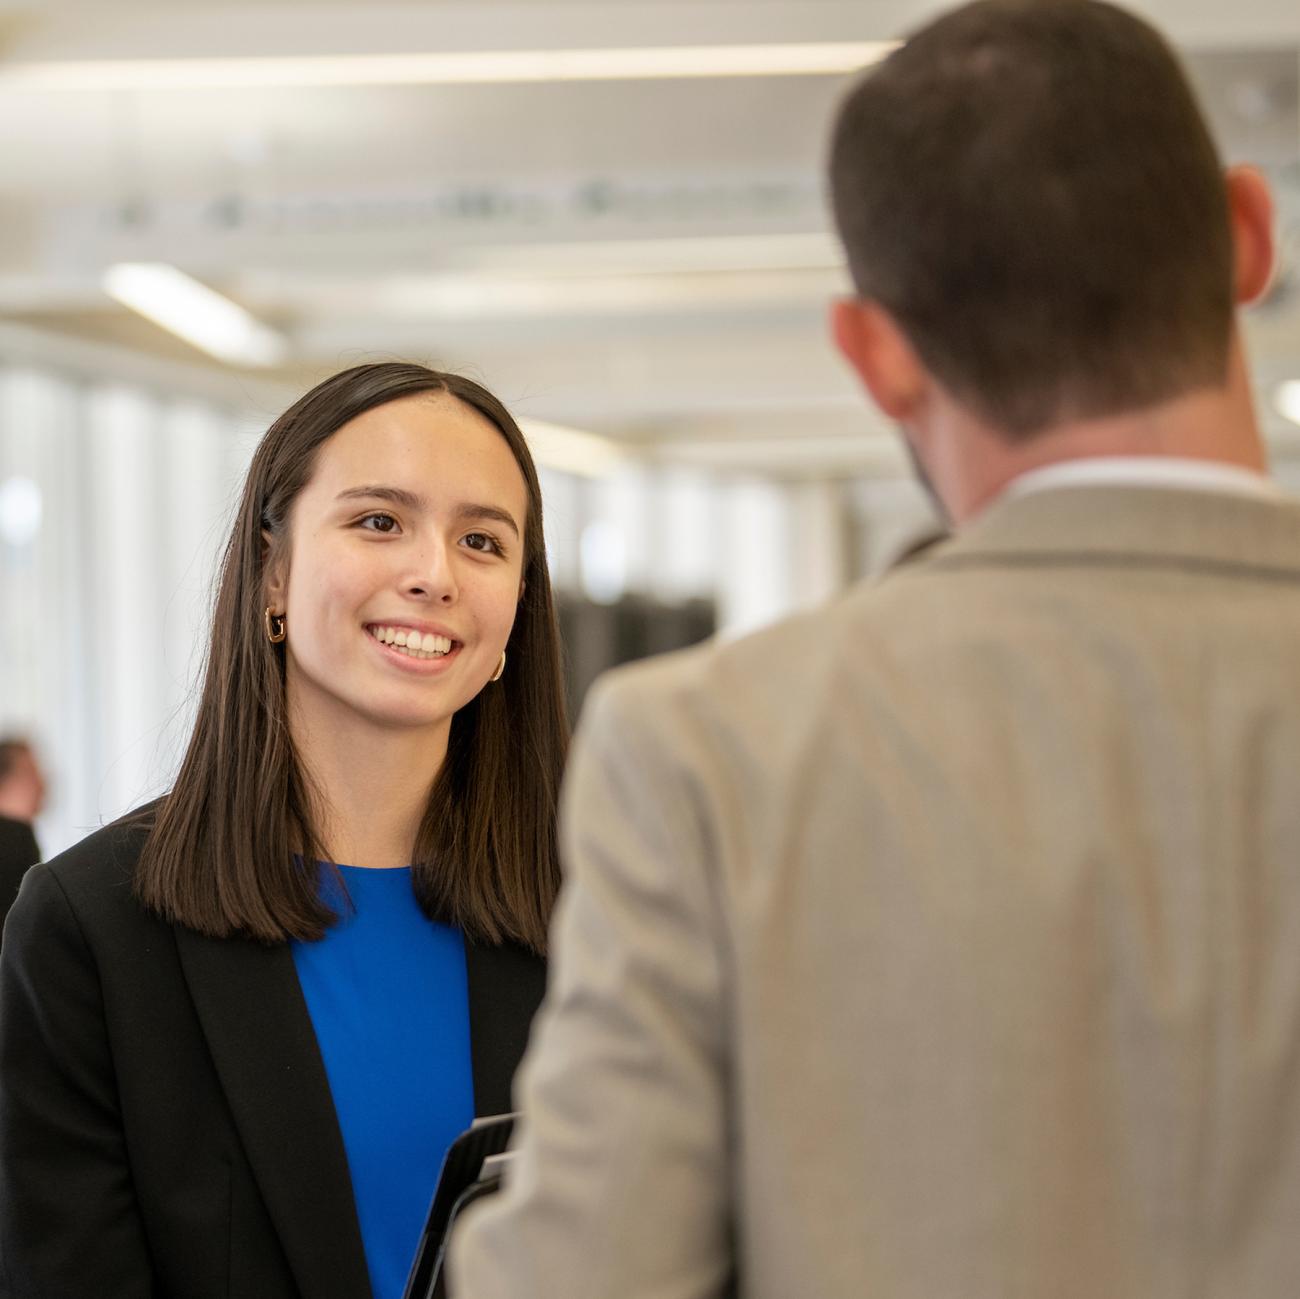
[453,485,1300,1299]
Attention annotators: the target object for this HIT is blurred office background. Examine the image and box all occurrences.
[1,0,1299,854]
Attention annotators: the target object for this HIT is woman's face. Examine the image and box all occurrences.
[267,391,529,746]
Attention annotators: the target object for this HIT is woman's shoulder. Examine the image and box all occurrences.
[3,805,168,986]
[29,803,159,926]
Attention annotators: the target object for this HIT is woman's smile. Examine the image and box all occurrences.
[364,622,463,670]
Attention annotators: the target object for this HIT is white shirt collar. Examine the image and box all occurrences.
[1000,457,1280,506]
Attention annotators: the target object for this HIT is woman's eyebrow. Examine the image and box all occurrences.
[337,486,520,540]
[336,484,428,511]
[456,503,521,540]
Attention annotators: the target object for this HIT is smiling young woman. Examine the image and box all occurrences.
[0,363,569,1299]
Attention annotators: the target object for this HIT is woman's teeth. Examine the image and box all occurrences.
[369,626,453,660]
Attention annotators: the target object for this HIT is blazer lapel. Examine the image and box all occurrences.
[464,939,547,1117]
[174,926,372,1299]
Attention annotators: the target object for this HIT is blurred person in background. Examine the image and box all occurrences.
[452,3,1300,1297]
[0,738,44,942]
[0,739,45,828]
[0,362,568,1299]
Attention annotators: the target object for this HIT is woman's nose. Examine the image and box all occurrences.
[404,542,458,604]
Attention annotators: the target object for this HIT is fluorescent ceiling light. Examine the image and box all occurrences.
[235,235,846,318]
[103,263,288,368]
[1276,380,1300,428]
[359,268,839,319]
[0,43,898,92]
[521,419,626,479]
[475,233,845,277]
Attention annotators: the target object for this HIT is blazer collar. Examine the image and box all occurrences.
[928,483,1300,580]
[174,926,374,1299]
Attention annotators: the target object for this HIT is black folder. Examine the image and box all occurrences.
[401,1113,517,1299]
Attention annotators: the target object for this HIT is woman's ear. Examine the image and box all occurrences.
[262,530,288,610]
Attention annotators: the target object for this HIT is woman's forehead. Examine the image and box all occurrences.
[313,395,526,499]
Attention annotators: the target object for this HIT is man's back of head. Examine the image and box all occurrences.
[829,0,1260,460]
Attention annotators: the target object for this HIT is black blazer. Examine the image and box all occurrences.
[0,816,40,946]
[0,815,546,1299]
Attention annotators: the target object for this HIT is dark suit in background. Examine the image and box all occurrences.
[0,815,544,1299]
[0,817,39,947]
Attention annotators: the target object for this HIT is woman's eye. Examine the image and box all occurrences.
[358,512,399,533]
[462,532,500,554]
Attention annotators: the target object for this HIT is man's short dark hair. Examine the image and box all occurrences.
[829,0,1234,437]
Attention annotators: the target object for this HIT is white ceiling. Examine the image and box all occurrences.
[1,1,1298,476]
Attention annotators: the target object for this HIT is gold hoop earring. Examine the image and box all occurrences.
[264,607,287,644]
[490,650,506,683]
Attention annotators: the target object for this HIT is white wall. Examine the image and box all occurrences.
[0,364,256,854]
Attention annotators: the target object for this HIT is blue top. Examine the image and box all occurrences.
[291,865,474,1299]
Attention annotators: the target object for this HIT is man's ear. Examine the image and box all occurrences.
[1226,165,1275,307]
[830,298,927,422]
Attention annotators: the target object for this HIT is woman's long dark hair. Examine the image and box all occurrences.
[135,363,568,953]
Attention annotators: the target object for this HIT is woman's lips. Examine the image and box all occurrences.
[364,624,462,671]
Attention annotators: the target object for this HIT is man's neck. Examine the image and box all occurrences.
[933,342,1267,526]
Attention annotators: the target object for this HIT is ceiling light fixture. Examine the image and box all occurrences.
[0,43,898,93]
[478,233,846,277]
[103,263,288,368]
